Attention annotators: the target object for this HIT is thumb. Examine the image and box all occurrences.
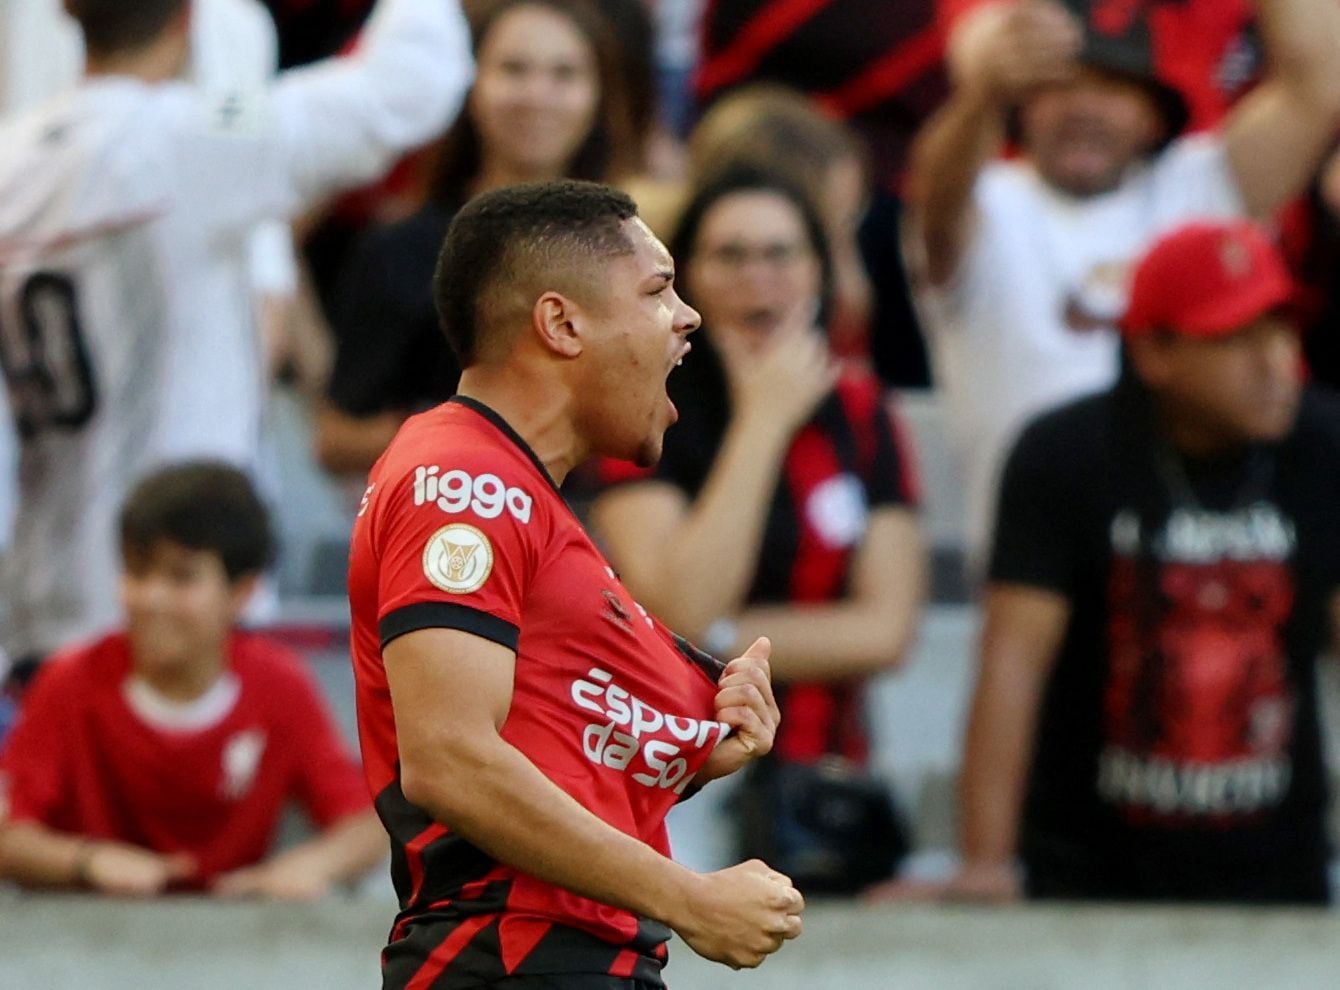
[741,637,771,663]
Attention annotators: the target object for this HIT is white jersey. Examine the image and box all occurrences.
[0,0,293,555]
[912,134,1244,570]
[0,0,472,656]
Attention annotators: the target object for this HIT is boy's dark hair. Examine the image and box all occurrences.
[434,180,639,367]
[120,462,274,581]
[65,0,187,56]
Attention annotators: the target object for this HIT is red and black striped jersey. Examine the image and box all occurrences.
[348,396,725,988]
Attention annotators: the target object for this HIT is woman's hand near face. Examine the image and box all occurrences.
[716,316,838,440]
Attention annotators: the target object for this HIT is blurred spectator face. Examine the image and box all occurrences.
[120,540,253,675]
[686,190,823,352]
[470,3,600,178]
[1133,316,1304,444]
[1020,67,1164,197]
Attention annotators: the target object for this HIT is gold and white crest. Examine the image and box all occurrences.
[422,523,494,594]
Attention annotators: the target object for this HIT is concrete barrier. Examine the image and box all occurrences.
[4,892,1340,990]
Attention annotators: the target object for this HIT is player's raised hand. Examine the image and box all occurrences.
[80,841,196,897]
[698,637,781,782]
[671,860,805,969]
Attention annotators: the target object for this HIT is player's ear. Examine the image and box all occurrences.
[532,292,584,359]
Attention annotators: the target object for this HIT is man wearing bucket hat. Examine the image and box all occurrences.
[907,0,1340,572]
[893,219,1340,903]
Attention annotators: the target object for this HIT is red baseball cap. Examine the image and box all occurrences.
[1120,220,1295,339]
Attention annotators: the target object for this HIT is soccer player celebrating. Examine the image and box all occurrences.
[348,181,805,988]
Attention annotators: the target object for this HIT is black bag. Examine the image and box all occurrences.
[734,755,910,896]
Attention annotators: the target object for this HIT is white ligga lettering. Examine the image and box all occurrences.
[414,465,533,524]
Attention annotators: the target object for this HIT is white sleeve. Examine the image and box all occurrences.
[188,0,280,89]
[1149,133,1247,222]
[184,0,298,297]
[0,0,83,118]
[168,0,473,237]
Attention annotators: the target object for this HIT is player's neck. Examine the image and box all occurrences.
[84,37,187,86]
[131,645,230,703]
[456,368,586,487]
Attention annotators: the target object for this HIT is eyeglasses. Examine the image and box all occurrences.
[698,241,813,271]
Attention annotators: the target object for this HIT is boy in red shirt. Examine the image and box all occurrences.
[0,462,384,898]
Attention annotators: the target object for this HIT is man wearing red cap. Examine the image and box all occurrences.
[908,0,1340,571]
[920,219,1340,902]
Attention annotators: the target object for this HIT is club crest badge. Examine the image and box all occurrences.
[423,523,494,594]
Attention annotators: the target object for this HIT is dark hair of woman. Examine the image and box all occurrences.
[430,0,639,204]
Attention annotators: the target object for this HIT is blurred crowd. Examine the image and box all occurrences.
[2,0,1340,913]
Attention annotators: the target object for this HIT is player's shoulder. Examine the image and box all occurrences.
[369,400,552,528]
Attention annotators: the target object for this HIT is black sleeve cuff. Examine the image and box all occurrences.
[380,602,520,652]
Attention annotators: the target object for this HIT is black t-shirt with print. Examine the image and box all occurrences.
[990,380,1340,902]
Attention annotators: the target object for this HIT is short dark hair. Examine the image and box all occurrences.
[65,0,186,56]
[120,462,274,582]
[434,180,639,367]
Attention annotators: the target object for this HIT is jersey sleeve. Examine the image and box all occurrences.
[166,0,472,237]
[280,660,374,829]
[987,413,1083,593]
[375,449,546,654]
[0,658,74,825]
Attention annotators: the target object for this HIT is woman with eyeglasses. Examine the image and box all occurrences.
[590,165,928,895]
[313,0,639,476]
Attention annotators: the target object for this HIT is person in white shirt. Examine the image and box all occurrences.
[907,0,1340,570]
[0,0,295,554]
[0,0,472,660]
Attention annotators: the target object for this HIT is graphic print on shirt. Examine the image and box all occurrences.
[1063,259,1133,334]
[1098,503,1297,823]
[220,729,267,799]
